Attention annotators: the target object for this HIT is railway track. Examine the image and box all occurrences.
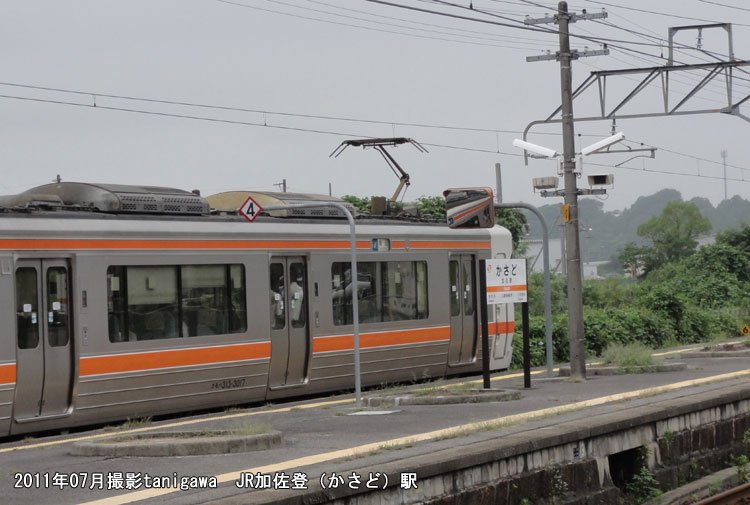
[694,482,750,505]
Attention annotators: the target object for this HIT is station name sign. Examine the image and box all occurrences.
[485,259,527,305]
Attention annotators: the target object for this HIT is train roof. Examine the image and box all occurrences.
[0,181,465,231]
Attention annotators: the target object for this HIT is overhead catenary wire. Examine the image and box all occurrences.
[216,0,565,50]
[228,0,750,106]
[582,0,750,27]
[301,0,578,46]
[697,0,750,12]
[367,0,738,65]
[0,80,565,136]
[1,90,747,185]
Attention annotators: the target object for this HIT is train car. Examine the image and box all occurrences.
[0,182,514,436]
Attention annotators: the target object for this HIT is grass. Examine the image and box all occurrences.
[377,378,479,399]
[121,416,152,429]
[231,421,272,436]
[601,342,662,369]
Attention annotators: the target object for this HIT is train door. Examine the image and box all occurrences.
[268,257,309,388]
[13,259,74,421]
[447,254,477,366]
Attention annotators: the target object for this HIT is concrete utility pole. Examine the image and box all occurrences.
[524,1,607,379]
[557,2,586,379]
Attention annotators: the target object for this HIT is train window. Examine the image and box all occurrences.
[331,261,428,325]
[183,265,227,337]
[47,267,70,347]
[107,264,247,342]
[127,266,179,341]
[15,267,40,349]
[331,262,376,325]
[229,265,248,334]
[108,266,127,342]
[289,262,307,329]
[449,261,460,317]
[462,259,475,316]
[416,261,428,319]
[270,263,285,330]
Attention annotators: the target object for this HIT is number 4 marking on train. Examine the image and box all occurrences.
[239,196,263,223]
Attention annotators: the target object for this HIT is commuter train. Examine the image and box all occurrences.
[0,182,514,436]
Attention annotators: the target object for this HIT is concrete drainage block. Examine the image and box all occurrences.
[366,388,521,407]
[70,430,282,457]
[558,362,687,376]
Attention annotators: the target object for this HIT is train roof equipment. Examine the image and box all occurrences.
[206,191,355,219]
[0,182,210,216]
[330,137,427,204]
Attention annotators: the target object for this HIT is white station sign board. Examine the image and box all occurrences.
[486,259,527,305]
[239,195,263,223]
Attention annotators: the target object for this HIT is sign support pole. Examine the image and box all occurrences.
[522,301,531,389]
[261,202,362,407]
[479,259,491,389]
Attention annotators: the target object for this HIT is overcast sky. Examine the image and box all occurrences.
[1,0,749,211]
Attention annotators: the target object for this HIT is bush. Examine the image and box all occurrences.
[583,307,677,356]
[638,283,686,322]
[583,277,637,309]
[526,272,568,317]
[511,313,568,369]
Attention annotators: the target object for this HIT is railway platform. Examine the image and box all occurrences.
[2,341,750,505]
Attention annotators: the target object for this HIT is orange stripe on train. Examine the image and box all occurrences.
[79,342,271,376]
[312,322,514,353]
[0,239,490,251]
[0,239,371,251]
[0,363,16,385]
[392,241,491,250]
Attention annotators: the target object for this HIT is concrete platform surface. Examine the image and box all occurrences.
[1,345,748,505]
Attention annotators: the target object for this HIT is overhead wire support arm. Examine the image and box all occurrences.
[522,61,750,165]
[527,47,610,63]
[521,22,750,165]
[524,9,607,25]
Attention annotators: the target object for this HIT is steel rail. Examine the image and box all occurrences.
[693,482,750,505]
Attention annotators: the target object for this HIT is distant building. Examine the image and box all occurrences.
[522,238,604,279]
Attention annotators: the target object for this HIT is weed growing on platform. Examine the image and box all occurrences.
[601,342,662,371]
[375,381,407,396]
[379,440,415,451]
[365,440,415,457]
[121,416,151,429]
[744,337,750,348]
[231,421,271,436]
[434,427,474,441]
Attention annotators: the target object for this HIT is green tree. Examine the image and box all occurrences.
[717,223,750,256]
[617,241,649,278]
[415,195,446,219]
[341,195,371,215]
[496,208,529,254]
[636,201,711,272]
